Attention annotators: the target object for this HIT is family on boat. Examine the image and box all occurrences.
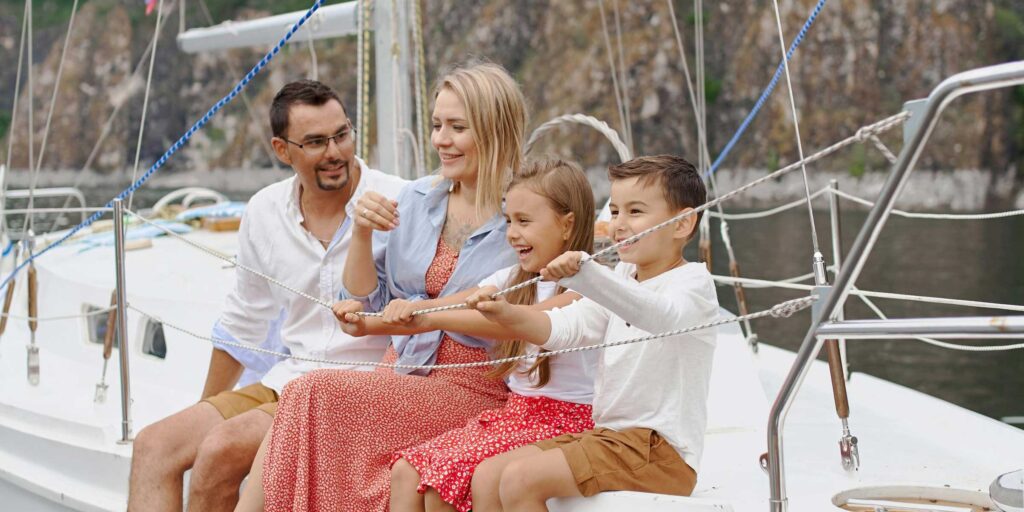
[125,60,719,512]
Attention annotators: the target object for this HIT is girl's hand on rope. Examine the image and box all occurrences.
[541,251,584,282]
[466,286,515,323]
[333,300,367,336]
[353,191,399,234]
[381,298,419,325]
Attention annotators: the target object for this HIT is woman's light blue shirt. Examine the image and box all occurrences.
[340,176,516,375]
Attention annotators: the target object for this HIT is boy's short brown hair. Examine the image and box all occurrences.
[608,155,706,236]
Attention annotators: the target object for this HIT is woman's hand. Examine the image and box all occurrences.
[381,298,420,325]
[540,251,584,282]
[353,191,400,233]
[333,300,367,337]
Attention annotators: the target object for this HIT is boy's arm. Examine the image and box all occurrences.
[472,288,608,350]
[561,259,716,335]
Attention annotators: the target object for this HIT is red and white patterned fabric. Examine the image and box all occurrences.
[395,393,594,512]
[262,239,509,512]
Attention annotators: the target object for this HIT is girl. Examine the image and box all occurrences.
[256,61,528,512]
[337,158,598,512]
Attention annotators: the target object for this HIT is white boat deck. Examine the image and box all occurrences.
[0,226,1021,511]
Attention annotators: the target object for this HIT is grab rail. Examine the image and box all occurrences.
[766,61,1024,512]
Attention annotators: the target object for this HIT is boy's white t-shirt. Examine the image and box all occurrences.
[542,260,719,471]
[479,266,596,405]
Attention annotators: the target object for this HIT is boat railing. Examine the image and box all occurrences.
[765,60,1024,512]
[2,186,89,240]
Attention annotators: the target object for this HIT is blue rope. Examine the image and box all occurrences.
[1,241,14,258]
[706,0,827,177]
[0,0,324,292]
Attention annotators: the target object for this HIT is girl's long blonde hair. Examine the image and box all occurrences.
[434,61,528,220]
[488,158,595,387]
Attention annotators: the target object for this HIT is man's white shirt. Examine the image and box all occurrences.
[214,159,407,393]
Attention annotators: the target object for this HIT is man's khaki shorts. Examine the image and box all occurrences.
[202,382,279,420]
[534,427,697,497]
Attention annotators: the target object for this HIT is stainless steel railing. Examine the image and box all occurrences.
[766,61,1024,512]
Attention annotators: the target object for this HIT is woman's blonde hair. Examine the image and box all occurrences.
[488,158,595,387]
[435,61,528,220]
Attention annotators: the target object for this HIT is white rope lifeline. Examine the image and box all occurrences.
[1,305,115,322]
[129,112,909,319]
[130,296,815,370]
[711,275,1024,314]
[854,291,1024,352]
[829,188,1024,221]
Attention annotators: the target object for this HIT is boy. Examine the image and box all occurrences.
[466,155,718,511]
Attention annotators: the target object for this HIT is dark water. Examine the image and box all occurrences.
[12,188,1023,426]
[694,208,1024,427]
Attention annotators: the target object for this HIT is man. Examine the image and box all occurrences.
[128,80,407,511]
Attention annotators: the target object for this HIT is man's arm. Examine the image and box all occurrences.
[200,349,244,399]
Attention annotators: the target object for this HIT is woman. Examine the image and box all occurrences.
[258,62,527,512]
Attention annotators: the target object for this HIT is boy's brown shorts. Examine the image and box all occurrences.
[534,427,697,497]
[202,382,279,419]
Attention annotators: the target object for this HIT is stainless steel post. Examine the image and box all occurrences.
[113,199,132,442]
[766,61,1024,512]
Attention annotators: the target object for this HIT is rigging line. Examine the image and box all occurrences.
[360,0,375,159]
[412,0,431,175]
[306,39,320,81]
[127,0,168,213]
[356,0,366,157]
[132,296,815,370]
[0,0,328,294]
[30,0,80,177]
[695,0,706,174]
[195,0,280,172]
[53,0,179,222]
[770,0,821,255]
[597,0,629,155]
[135,114,905,319]
[3,0,29,176]
[707,0,827,177]
[855,293,1024,352]
[388,0,405,179]
[612,0,633,152]
[391,109,897,314]
[26,0,34,233]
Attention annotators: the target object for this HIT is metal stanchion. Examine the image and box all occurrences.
[113,199,133,443]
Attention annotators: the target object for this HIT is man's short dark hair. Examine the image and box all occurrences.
[608,155,706,236]
[270,80,348,138]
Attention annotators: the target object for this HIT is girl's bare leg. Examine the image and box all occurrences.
[390,458,427,512]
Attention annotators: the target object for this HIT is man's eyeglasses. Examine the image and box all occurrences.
[283,123,356,157]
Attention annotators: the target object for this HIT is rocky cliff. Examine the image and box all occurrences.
[1,0,1023,206]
